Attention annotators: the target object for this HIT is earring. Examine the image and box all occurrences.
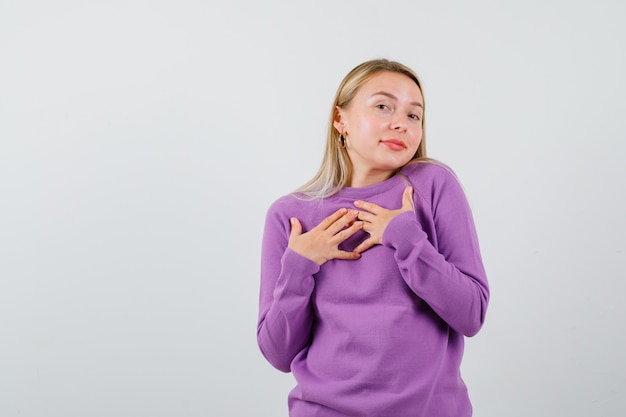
[339,133,346,149]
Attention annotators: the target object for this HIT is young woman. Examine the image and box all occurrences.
[257,59,489,417]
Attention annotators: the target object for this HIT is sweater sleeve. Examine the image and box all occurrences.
[382,170,489,337]
[257,203,320,372]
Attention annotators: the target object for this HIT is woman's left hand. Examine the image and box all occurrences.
[353,186,414,254]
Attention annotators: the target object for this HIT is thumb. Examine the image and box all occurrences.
[289,217,302,238]
[401,186,415,212]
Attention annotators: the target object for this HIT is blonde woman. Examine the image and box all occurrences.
[258,59,489,417]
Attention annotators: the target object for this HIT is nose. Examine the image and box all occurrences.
[391,115,407,131]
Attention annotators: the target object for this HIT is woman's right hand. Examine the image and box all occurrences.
[288,208,363,265]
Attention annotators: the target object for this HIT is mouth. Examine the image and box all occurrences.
[380,139,407,151]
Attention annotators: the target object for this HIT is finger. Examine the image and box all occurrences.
[325,209,359,236]
[353,237,378,254]
[355,210,375,223]
[331,250,361,261]
[353,199,382,214]
[358,221,375,235]
[330,220,363,244]
[401,186,415,211]
[289,217,302,239]
[315,208,349,231]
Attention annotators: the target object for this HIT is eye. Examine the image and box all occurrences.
[409,114,421,121]
[376,104,390,110]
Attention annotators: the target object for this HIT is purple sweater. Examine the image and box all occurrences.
[258,162,489,417]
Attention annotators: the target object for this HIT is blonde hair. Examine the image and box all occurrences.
[295,59,428,199]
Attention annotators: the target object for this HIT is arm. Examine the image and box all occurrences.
[383,173,489,337]
[257,207,319,372]
[257,204,363,372]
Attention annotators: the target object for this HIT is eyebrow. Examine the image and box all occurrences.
[372,91,423,108]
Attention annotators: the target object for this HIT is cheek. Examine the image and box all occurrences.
[354,112,383,130]
[409,127,423,145]
[356,117,374,134]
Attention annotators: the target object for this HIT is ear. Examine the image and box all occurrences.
[333,106,345,133]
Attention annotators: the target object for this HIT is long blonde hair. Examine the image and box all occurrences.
[295,59,428,199]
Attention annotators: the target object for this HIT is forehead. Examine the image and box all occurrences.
[357,71,423,104]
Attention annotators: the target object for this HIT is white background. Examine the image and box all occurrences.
[1,1,625,416]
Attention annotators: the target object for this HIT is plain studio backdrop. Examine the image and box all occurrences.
[1,1,624,416]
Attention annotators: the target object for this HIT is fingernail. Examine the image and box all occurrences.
[354,200,361,206]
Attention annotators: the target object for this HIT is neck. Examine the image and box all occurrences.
[349,168,395,188]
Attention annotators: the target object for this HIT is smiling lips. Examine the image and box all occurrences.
[380,139,406,151]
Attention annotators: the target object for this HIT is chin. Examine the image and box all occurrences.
[382,158,412,171]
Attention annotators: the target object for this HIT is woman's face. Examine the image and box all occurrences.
[334,71,423,185]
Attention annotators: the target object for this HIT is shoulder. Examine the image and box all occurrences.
[400,160,468,209]
[266,194,298,218]
[401,159,461,189]
[265,192,321,221]
[262,194,300,240]
[263,193,327,239]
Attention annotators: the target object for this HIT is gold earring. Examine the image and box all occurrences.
[339,133,346,148]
